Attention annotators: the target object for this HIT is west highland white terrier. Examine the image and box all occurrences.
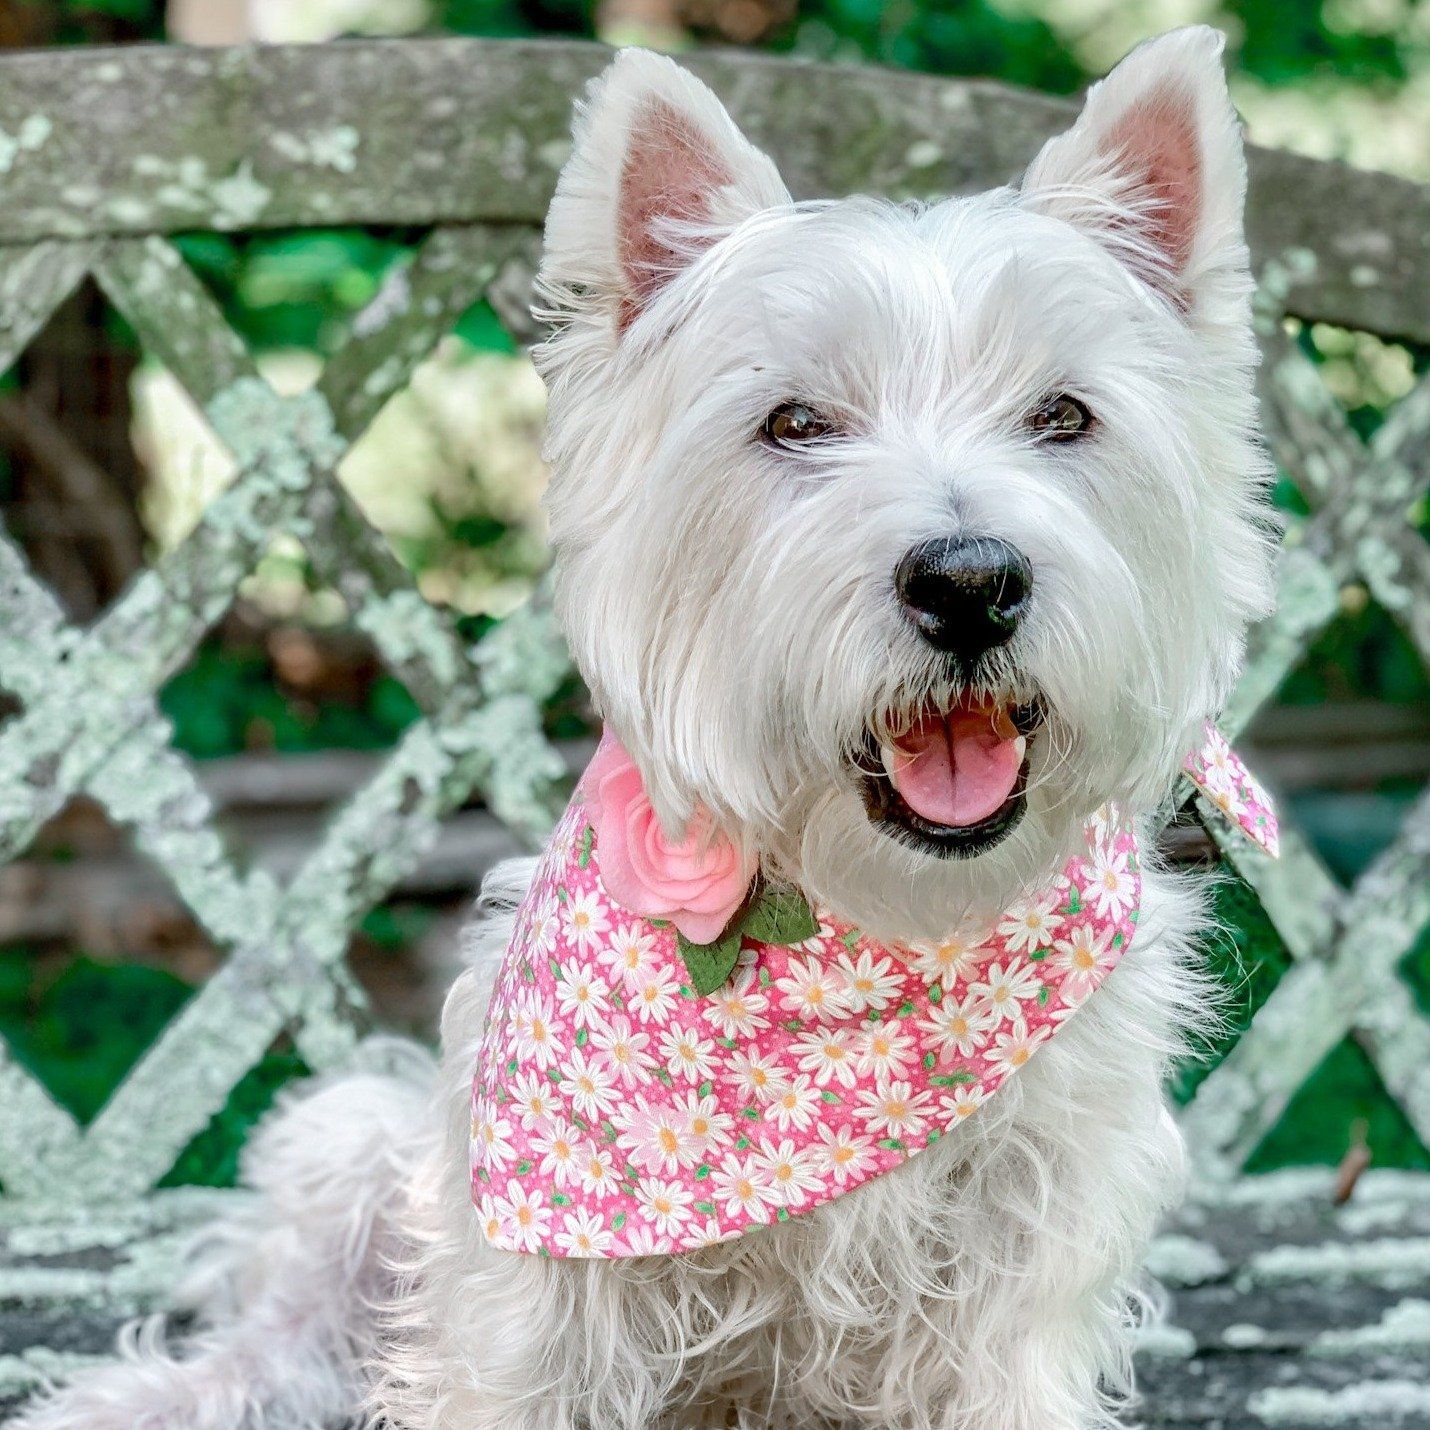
[18,25,1279,1430]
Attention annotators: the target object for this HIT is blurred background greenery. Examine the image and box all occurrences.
[0,0,1425,1184]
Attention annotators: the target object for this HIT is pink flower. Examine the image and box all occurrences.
[582,729,754,945]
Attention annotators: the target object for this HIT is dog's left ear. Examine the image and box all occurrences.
[1021,27,1248,319]
[541,48,790,337]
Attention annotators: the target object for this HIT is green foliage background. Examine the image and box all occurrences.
[3,0,1426,1183]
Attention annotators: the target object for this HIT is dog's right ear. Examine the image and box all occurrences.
[539,49,790,336]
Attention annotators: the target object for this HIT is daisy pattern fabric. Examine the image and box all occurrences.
[470,732,1276,1259]
[1182,720,1279,857]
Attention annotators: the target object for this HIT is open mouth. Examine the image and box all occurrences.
[856,694,1042,859]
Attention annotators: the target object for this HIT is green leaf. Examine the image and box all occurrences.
[739,886,819,945]
[677,930,744,995]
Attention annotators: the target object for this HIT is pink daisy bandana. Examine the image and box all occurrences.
[471,723,1276,1258]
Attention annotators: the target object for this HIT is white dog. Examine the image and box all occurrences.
[18,26,1275,1430]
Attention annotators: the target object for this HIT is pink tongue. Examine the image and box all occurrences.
[889,708,1023,828]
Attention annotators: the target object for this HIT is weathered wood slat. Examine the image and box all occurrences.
[0,40,1423,340]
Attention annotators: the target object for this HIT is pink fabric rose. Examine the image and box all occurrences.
[582,729,754,944]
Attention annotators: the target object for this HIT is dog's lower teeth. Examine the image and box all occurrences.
[881,743,901,782]
[1014,735,1027,761]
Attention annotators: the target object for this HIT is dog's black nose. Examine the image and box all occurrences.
[894,536,1032,660]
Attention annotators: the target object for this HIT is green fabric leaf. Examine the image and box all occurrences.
[739,886,819,945]
[677,929,744,996]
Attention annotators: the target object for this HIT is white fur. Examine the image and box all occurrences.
[16,28,1273,1430]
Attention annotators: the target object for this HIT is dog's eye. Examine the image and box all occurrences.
[1029,394,1093,442]
[761,402,835,448]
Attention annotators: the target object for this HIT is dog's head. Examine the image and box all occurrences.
[534,29,1275,940]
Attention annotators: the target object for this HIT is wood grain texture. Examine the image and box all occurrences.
[0,40,1423,338]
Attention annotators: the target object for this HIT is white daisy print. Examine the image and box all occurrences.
[909,927,996,986]
[816,1124,877,1186]
[941,1083,987,1121]
[508,1070,558,1129]
[711,1151,780,1223]
[617,1098,699,1175]
[556,1046,620,1120]
[754,1137,823,1209]
[674,1090,735,1156]
[1088,846,1136,921]
[1199,726,1237,783]
[628,967,680,1025]
[554,959,611,1030]
[562,889,610,953]
[728,1049,791,1104]
[793,1026,860,1088]
[495,1181,551,1253]
[574,1143,620,1200]
[835,949,903,1014]
[554,1208,613,1258]
[919,994,997,1059]
[705,972,770,1039]
[855,1079,934,1141]
[589,1014,654,1087]
[636,1176,695,1237]
[854,1024,919,1082]
[1050,922,1116,1003]
[621,1223,674,1257]
[532,1120,585,1188]
[512,993,559,1070]
[527,894,561,960]
[996,888,1063,956]
[1206,780,1248,821]
[1197,754,1240,800]
[471,1101,516,1171]
[775,955,852,1023]
[987,1021,1051,1077]
[475,1192,504,1246]
[605,920,659,987]
[968,960,1044,1026]
[766,1074,822,1133]
[658,1026,719,1083]
[794,917,841,955]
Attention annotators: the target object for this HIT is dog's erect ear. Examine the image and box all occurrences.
[541,48,790,333]
[1021,27,1247,315]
